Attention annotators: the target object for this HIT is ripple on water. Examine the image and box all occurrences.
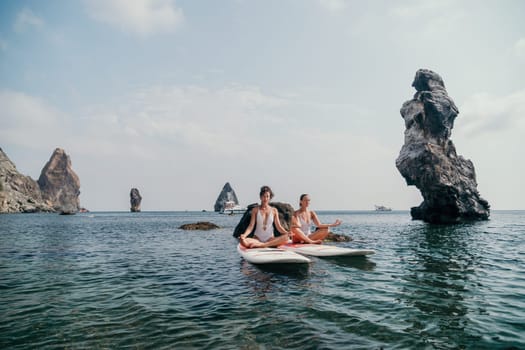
[1,211,524,349]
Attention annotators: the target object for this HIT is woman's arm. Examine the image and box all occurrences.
[291,214,301,229]
[273,208,290,236]
[291,214,319,243]
[311,210,342,229]
[240,208,257,239]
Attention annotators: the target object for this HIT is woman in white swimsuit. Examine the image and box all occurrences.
[239,186,290,248]
[291,194,342,244]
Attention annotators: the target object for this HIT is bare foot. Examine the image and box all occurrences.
[239,237,248,248]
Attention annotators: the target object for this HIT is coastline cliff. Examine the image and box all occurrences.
[0,148,53,213]
[0,148,81,214]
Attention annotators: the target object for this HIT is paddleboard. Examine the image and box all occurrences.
[280,243,375,257]
[237,243,311,264]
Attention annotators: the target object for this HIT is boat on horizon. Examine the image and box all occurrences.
[220,201,246,215]
[374,205,392,211]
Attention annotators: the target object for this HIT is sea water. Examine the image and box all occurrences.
[0,211,524,349]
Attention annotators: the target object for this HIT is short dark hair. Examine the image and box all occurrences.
[300,194,309,201]
[260,185,274,199]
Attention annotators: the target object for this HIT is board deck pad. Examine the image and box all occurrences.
[237,243,311,264]
[280,243,375,257]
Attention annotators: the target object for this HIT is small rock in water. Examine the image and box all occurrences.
[179,222,220,230]
[326,232,352,242]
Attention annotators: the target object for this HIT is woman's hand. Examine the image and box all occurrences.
[332,219,342,227]
[239,235,248,247]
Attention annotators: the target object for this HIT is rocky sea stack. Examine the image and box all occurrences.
[0,147,81,213]
[130,188,142,212]
[396,69,490,224]
[214,182,239,212]
[38,148,81,214]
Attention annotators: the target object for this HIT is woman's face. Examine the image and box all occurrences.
[300,195,311,208]
[260,191,271,204]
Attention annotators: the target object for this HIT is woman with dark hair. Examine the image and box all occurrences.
[290,194,342,244]
[239,186,290,248]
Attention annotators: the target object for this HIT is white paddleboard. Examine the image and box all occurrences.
[237,243,311,264]
[280,243,375,257]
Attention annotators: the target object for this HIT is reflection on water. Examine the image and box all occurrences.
[323,256,377,271]
[239,260,310,298]
[401,223,483,347]
[252,262,310,278]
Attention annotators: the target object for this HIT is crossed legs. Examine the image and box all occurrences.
[290,227,328,244]
[240,234,289,248]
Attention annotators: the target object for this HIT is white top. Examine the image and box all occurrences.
[297,213,312,235]
[254,208,274,242]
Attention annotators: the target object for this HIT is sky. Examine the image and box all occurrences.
[1,0,524,211]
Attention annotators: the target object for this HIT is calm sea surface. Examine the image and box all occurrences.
[1,210,524,349]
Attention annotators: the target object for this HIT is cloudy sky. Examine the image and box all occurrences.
[1,0,524,211]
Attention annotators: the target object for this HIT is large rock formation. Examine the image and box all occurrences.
[37,148,81,214]
[396,69,490,223]
[232,202,294,238]
[0,148,54,213]
[130,188,142,212]
[0,147,81,214]
[214,182,240,212]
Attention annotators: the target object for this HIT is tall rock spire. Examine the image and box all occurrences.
[396,69,490,223]
[214,182,239,212]
[130,188,142,212]
[38,148,81,213]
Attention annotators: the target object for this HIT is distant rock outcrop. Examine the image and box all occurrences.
[214,182,239,212]
[0,148,54,213]
[179,222,220,230]
[37,148,81,214]
[130,188,142,212]
[326,233,352,242]
[396,69,490,223]
[232,202,294,238]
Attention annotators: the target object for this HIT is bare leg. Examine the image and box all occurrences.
[260,234,289,248]
[308,228,329,242]
[242,235,288,248]
[241,237,262,248]
[291,227,322,244]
